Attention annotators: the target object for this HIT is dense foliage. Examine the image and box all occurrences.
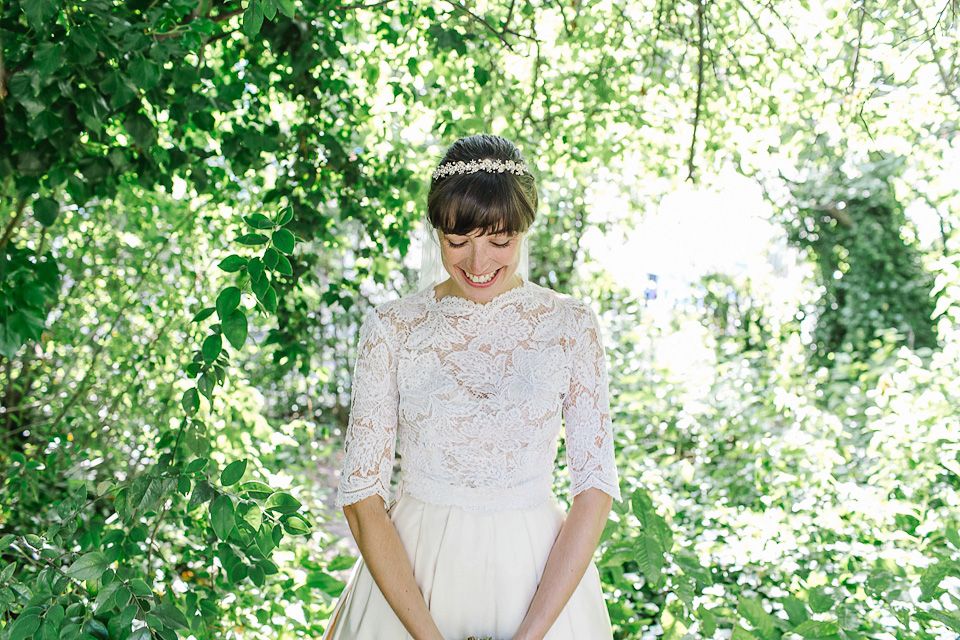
[2,0,958,639]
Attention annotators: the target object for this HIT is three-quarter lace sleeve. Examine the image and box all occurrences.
[563,303,622,502]
[336,308,399,508]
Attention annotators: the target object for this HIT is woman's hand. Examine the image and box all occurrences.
[343,495,445,640]
[510,488,613,640]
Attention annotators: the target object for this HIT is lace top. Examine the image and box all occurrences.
[336,279,621,513]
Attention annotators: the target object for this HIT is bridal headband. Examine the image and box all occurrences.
[432,158,529,181]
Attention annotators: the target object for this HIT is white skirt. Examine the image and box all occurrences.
[322,493,613,640]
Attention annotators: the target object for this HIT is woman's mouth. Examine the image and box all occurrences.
[461,267,501,287]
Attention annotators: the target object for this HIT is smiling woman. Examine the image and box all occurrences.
[323,134,620,640]
[436,229,524,303]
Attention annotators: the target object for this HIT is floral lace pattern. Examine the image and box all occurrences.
[336,280,621,513]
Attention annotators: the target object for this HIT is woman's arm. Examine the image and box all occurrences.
[343,495,445,640]
[510,488,613,640]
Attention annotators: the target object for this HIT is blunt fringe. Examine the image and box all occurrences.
[428,134,538,236]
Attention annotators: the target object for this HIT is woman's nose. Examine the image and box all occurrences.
[468,244,487,272]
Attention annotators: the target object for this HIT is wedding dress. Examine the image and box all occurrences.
[323,279,621,640]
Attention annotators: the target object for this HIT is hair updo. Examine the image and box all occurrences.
[427,134,538,236]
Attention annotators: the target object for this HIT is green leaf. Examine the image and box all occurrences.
[22,0,59,31]
[46,603,64,628]
[188,479,215,510]
[923,610,960,633]
[129,579,153,597]
[305,571,345,597]
[272,228,295,254]
[198,371,215,400]
[276,206,294,226]
[221,459,247,486]
[263,247,279,270]
[327,554,357,572]
[216,287,242,320]
[154,603,188,630]
[36,620,58,640]
[238,503,262,531]
[282,514,311,535]
[230,562,249,583]
[182,388,200,415]
[185,458,208,474]
[635,532,664,586]
[8,613,41,640]
[128,474,168,519]
[192,307,215,323]
[792,619,840,638]
[631,489,672,550]
[248,257,265,282]
[211,495,235,540]
[94,581,122,613]
[275,254,293,276]
[221,309,248,350]
[808,586,834,613]
[0,534,14,550]
[731,625,758,640]
[202,334,222,364]
[782,595,809,626]
[265,492,301,514]
[697,605,716,638]
[920,559,949,601]
[946,527,960,549]
[33,197,59,226]
[124,113,156,148]
[219,255,248,273]
[128,58,160,90]
[243,0,264,37]
[244,214,274,229]
[248,564,265,586]
[675,550,712,587]
[1,561,17,581]
[738,597,776,640]
[35,42,64,76]
[237,233,268,246]
[239,481,274,499]
[66,551,109,582]
[262,286,277,313]
[276,0,296,17]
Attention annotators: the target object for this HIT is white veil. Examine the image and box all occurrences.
[417,222,531,292]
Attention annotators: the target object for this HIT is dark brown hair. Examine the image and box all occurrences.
[427,134,538,236]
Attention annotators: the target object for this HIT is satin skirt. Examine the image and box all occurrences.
[322,494,613,640]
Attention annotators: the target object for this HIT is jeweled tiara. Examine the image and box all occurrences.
[431,158,529,181]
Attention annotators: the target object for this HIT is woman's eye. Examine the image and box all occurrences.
[447,241,467,248]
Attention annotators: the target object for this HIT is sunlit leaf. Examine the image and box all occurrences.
[221,459,247,486]
[265,492,301,514]
[222,309,248,349]
[216,287,242,320]
[211,495,235,540]
[66,551,109,582]
[272,228,295,254]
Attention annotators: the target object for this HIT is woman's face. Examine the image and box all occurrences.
[437,229,524,303]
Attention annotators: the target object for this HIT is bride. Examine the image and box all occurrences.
[323,134,620,640]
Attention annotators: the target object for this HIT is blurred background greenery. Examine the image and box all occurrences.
[1,0,958,638]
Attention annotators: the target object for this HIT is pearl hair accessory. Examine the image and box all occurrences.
[432,158,528,181]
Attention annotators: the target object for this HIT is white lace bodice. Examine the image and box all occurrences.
[335,280,621,513]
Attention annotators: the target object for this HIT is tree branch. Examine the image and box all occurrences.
[906,0,960,109]
[849,0,867,94]
[687,0,707,182]
[338,0,392,9]
[0,196,28,253]
[443,0,538,49]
